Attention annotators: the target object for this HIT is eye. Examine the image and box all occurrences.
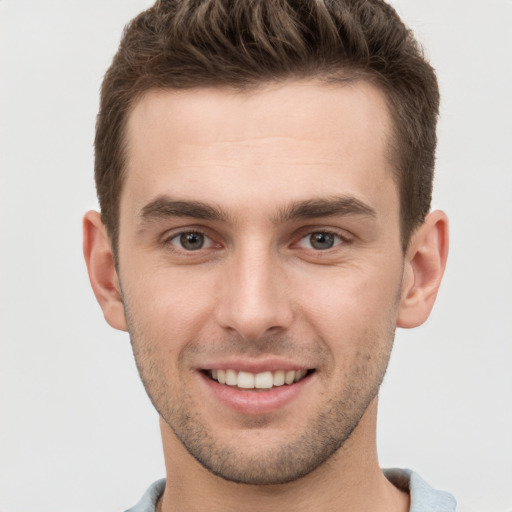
[297,231,344,250]
[168,231,214,251]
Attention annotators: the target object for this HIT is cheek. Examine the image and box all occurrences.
[122,265,218,346]
[293,263,402,343]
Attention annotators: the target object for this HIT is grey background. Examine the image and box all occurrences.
[1,1,511,510]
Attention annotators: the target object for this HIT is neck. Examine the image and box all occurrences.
[158,398,409,512]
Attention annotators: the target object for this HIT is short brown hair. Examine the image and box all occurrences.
[95,0,439,252]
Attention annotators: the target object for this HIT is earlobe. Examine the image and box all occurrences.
[397,210,449,329]
[83,211,128,332]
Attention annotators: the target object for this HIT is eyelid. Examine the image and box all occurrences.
[173,232,213,248]
[296,231,345,250]
[293,225,352,245]
[158,225,352,252]
[161,227,219,251]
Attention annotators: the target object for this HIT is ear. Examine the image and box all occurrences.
[397,210,449,328]
[83,211,127,331]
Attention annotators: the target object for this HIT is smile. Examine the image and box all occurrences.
[200,366,316,414]
[207,369,310,389]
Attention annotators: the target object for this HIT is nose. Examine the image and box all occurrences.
[215,243,293,341]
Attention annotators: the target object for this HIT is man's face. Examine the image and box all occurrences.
[117,81,405,484]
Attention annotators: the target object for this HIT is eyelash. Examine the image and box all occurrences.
[295,230,348,251]
[164,230,216,252]
[162,228,350,253]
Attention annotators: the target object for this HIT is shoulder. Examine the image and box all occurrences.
[124,479,166,512]
[383,468,457,512]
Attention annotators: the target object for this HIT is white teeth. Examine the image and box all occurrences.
[273,370,285,386]
[285,370,295,385]
[209,369,309,389]
[237,371,255,389]
[255,371,273,389]
[226,369,237,386]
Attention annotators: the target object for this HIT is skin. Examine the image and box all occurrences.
[84,80,448,511]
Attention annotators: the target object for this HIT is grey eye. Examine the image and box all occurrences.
[179,232,205,250]
[309,232,335,250]
[297,231,344,251]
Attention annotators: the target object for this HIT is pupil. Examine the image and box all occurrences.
[180,232,204,250]
[310,232,334,250]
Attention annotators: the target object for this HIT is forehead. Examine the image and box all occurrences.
[122,80,396,223]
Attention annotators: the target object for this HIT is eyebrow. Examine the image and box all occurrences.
[139,196,230,224]
[138,194,376,227]
[274,196,377,223]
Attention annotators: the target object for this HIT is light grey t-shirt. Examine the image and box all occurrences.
[384,468,457,511]
[124,468,456,512]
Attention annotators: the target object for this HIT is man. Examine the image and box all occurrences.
[83,0,454,510]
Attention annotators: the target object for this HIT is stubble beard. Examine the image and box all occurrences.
[162,374,386,485]
[126,320,396,486]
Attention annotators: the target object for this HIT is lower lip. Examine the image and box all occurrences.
[199,372,312,415]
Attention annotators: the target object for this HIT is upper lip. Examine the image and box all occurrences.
[198,357,312,373]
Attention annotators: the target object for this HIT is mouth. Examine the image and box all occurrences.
[204,368,313,390]
[199,365,316,414]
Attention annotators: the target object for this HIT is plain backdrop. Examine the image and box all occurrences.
[1,1,511,511]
